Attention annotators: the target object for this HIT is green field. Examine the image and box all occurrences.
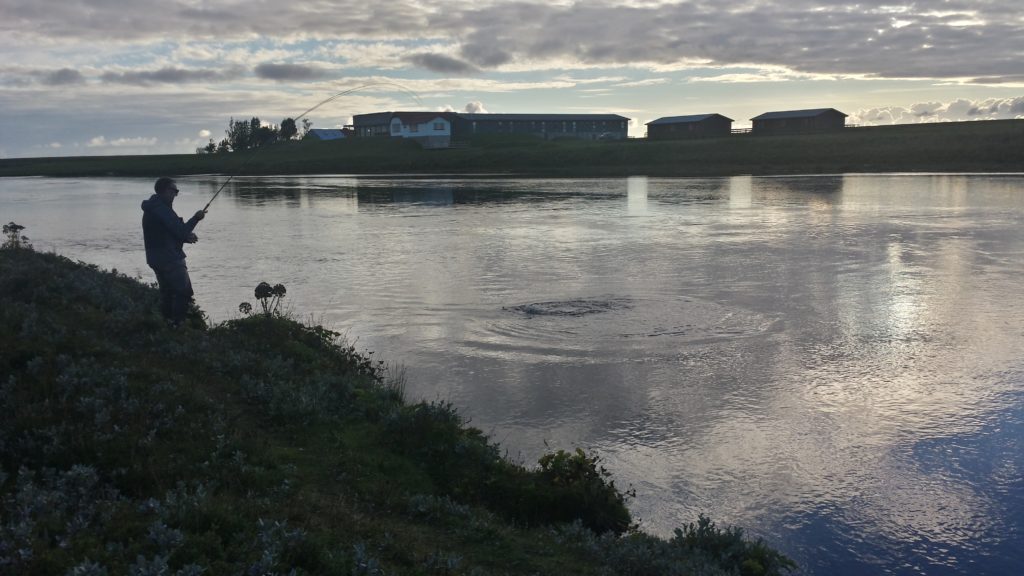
[2,120,1022,178]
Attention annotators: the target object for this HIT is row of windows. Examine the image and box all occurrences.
[471,121,626,132]
[365,119,627,135]
[390,122,449,133]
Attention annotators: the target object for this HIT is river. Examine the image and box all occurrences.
[2,174,1022,574]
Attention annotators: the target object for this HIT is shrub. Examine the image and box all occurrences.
[383,401,503,495]
[2,222,32,250]
[670,515,797,576]
[503,448,633,535]
[238,281,287,317]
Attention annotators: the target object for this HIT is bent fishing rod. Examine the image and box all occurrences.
[202,82,423,213]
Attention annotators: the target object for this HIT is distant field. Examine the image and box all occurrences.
[2,120,1022,178]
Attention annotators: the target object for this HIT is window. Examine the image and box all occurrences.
[434,122,445,131]
[409,124,419,133]
[391,123,400,134]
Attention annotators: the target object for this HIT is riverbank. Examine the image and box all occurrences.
[0,239,795,575]
[2,120,1022,178]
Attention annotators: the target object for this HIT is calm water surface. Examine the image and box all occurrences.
[2,174,1023,575]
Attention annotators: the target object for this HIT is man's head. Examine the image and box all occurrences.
[154,177,179,202]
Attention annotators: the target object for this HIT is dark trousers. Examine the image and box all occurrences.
[152,260,194,325]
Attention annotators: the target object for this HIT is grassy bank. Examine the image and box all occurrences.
[1,120,1022,178]
[0,232,795,575]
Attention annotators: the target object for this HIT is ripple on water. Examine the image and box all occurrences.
[504,297,633,317]
[474,295,776,362]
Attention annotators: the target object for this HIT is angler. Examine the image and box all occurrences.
[142,177,206,327]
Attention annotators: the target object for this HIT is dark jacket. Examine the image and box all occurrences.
[141,194,201,268]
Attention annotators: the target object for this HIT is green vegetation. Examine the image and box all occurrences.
[2,120,1022,178]
[200,116,303,155]
[0,230,796,575]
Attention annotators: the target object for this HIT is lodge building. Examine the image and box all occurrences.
[353,111,629,147]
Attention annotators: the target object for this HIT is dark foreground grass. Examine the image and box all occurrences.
[0,237,795,575]
[1,120,1022,178]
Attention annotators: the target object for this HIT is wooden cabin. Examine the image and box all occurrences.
[751,108,847,135]
[646,114,733,139]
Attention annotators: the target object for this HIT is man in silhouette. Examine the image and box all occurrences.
[142,177,206,327]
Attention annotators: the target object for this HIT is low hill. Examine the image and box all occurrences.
[0,236,795,575]
[1,120,1022,178]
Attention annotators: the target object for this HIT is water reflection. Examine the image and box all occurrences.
[627,176,648,215]
[2,173,1023,575]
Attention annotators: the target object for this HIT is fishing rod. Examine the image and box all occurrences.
[202,81,424,212]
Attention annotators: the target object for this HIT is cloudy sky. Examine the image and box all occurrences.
[1,0,1022,157]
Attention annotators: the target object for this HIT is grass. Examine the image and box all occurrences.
[1,120,1022,178]
[0,233,796,575]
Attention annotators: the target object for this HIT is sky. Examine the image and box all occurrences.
[1,0,1022,158]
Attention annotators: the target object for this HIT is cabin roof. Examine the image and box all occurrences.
[306,128,346,139]
[751,108,847,120]
[647,114,733,126]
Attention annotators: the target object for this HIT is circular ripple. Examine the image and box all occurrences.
[465,295,777,363]
[505,297,633,317]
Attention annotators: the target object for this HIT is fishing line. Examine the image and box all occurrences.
[202,81,423,212]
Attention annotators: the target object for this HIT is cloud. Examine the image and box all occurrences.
[101,66,238,85]
[199,129,211,138]
[614,78,668,88]
[254,63,328,81]
[689,66,847,83]
[2,1,1021,81]
[42,68,85,86]
[460,42,512,68]
[438,101,488,113]
[967,75,1024,87]
[554,75,628,85]
[87,135,158,148]
[406,53,480,75]
[849,97,1024,125]
[316,41,429,70]
[0,66,87,87]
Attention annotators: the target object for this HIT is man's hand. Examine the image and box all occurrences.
[187,233,199,243]
[194,210,206,221]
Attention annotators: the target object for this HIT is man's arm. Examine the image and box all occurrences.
[152,203,199,242]
[185,209,206,230]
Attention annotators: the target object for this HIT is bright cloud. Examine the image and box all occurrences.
[851,97,1024,125]
[87,136,159,148]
